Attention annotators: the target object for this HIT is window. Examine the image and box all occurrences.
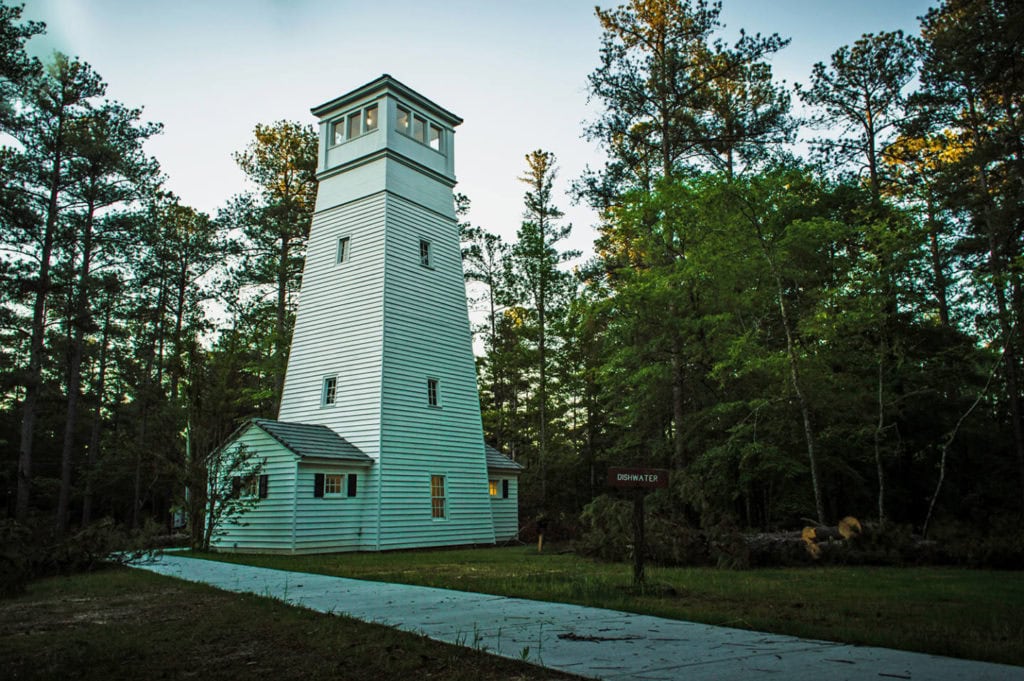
[322,376,337,406]
[336,236,350,264]
[431,475,446,519]
[396,106,410,133]
[233,474,265,499]
[427,378,439,407]
[419,239,431,267]
[489,480,498,497]
[428,124,442,151]
[332,103,379,145]
[413,115,427,143]
[347,111,361,140]
[314,472,348,498]
[324,473,343,495]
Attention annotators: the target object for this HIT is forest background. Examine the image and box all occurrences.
[2,0,1023,561]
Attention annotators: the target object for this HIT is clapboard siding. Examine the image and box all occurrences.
[211,427,297,552]
[293,463,372,552]
[490,477,519,541]
[377,193,495,550]
[277,192,386,464]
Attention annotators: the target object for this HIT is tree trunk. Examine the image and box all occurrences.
[57,196,97,532]
[17,142,65,522]
[81,295,112,526]
[874,353,886,525]
[274,235,290,416]
[772,268,826,525]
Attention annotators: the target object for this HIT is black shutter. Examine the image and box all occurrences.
[314,473,325,498]
[258,474,269,499]
[231,476,241,498]
[347,473,357,497]
[502,479,509,499]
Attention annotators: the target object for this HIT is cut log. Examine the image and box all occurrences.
[801,516,861,559]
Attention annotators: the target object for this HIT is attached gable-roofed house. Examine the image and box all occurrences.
[212,76,521,554]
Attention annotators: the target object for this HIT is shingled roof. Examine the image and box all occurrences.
[251,418,372,465]
[485,444,523,474]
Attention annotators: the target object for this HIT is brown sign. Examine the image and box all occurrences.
[607,467,670,489]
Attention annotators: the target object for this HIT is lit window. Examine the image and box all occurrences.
[333,104,379,145]
[413,115,427,143]
[322,376,337,406]
[396,106,410,132]
[429,124,442,151]
[489,480,498,497]
[337,236,350,264]
[427,378,439,407]
[324,473,343,495]
[419,239,431,267]
[431,475,446,519]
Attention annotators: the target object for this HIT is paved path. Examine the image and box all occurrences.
[132,554,1022,680]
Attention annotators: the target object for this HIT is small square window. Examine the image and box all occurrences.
[419,239,431,267]
[427,378,439,407]
[396,106,410,133]
[489,480,498,497]
[428,124,442,151]
[324,473,343,495]
[413,115,427,143]
[364,104,378,131]
[431,475,446,519]
[322,376,337,406]
[337,236,350,264]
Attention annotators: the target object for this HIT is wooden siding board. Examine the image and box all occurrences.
[278,193,386,467]
[211,427,298,552]
[377,193,495,550]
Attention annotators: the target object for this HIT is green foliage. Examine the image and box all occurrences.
[0,517,162,597]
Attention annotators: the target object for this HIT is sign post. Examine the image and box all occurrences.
[607,467,669,587]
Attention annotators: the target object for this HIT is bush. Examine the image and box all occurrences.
[577,493,711,566]
[0,517,163,597]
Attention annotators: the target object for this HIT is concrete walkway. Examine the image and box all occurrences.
[132,553,1022,680]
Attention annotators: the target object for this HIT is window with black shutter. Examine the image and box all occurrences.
[258,474,269,499]
[347,474,357,497]
[314,473,325,498]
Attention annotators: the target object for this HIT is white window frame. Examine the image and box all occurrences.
[322,375,338,407]
[419,239,431,268]
[427,377,440,407]
[323,472,344,496]
[331,102,379,146]
[431,474,446,519]
[336,236,351,264]
[394,101,443,152]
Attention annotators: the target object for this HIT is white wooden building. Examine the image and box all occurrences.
[212,75,522,553]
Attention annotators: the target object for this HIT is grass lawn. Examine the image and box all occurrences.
[0,567,579,680]
[192,545,1024,667]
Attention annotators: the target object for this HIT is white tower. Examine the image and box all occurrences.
[277,75,496,550]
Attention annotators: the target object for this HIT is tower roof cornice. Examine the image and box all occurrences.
[311,74,463,128]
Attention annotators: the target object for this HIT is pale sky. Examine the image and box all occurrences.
[22,0,936,259]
